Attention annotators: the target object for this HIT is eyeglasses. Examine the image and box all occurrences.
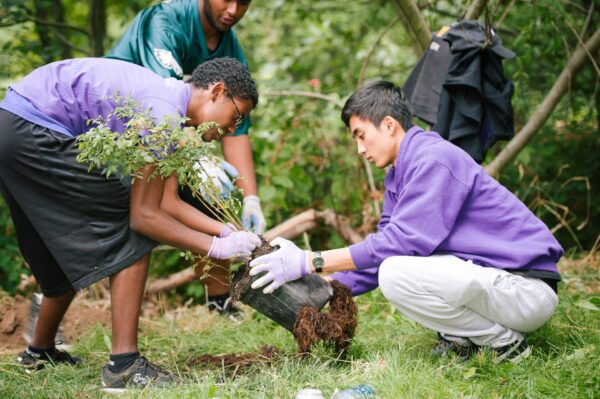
[227,92,244,129]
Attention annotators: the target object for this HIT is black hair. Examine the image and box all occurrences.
[190,57,259,107]
[341,80,413,131]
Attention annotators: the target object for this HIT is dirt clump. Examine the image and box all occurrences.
[186,345,279,371]
[231,237,275,302]
[293,280,357,354]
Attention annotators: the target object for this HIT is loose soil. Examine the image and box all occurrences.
[293,281,357,354]
[231,238,273,302]
[0,295,111,353]
[231,239,358,355]
[186,345,280,371]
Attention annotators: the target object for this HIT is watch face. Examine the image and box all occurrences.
[313,257,324,267]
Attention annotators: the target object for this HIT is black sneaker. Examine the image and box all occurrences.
[16,347,82,371]
[492,338,531,364]
[23,292,70,350]
[432,333,480,361]
[101,356,179,392]
[207,297,245,323]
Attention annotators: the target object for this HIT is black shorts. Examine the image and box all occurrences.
[178,186,226,221]
[0,110,157,296]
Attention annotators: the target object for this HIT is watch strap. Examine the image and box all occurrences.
[312,251,324,273]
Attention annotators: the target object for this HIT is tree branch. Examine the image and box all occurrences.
[485,29,600,177]
[263,90,345,108]
[464,0,486,20]
[389,0,431,55]
[358,16,402,87]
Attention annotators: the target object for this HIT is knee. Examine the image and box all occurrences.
[378,257,416,301]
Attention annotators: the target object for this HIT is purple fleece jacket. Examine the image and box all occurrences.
[332,126,563,296]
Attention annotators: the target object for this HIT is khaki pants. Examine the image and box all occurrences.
[378,255,558,348]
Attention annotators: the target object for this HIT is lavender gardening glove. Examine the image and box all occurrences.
[242,195,266,234]
[249,237,310,294]
[208,230,261,260]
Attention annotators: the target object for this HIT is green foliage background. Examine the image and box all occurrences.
[0,0,597,294]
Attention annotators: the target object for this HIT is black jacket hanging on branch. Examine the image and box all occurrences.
[433,20,516,163]
[403,31,453,125]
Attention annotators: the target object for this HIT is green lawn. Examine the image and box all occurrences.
[1,259,598,399]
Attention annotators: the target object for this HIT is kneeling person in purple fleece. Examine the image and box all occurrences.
[249,80,562,363]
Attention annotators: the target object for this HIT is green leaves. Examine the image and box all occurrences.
[76,94,242,231]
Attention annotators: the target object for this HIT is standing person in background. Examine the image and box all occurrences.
[106,0,264,318]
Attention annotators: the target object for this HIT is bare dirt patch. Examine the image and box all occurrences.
[0,294,111,354]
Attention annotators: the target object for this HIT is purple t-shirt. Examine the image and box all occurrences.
[333,126,563,296]
[1,58,191,137]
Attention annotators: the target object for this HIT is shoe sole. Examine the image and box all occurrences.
[494,343,532,364]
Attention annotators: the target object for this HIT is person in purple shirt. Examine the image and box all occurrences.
[0,57,261,390]
[249,80,562,364]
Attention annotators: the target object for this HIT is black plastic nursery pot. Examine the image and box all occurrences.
[231,264,333,332]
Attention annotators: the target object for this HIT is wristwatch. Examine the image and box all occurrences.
[312,251,324,273]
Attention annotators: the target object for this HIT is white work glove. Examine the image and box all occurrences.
[193,157,239,201]
[242,195,266,234]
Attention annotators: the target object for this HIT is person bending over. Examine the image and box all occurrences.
[0,57,260,390]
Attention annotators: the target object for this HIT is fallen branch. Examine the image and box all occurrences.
[146,209,364,294]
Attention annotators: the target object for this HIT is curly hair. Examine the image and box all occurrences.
[342,80,413,131]
[190,57,259,107]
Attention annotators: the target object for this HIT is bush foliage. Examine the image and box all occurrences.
[0,0,597,293]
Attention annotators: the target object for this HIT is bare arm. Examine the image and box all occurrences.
[308,247,357,273]
[129,166,214,254]
[221,135,257,196]
[159,174,224,237]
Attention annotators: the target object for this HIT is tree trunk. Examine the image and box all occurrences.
[485,29,600,177]
[389,0,431,56]
[54,0,71,59]
[464,0,486,20]
[33,0,53,63]
[89,0,106,56]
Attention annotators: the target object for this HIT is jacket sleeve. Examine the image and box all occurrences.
[330,267,380,296]
[349,160,471,269]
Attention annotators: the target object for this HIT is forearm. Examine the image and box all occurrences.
[131,208,214,254]
[160,176,224,236]
[307,247,357,273]
[130,167,215,254]
[221,135,257,196]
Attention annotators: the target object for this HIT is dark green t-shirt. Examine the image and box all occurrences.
[106,0,250,135]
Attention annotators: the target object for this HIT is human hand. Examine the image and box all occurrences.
[242,195,266,234]
[193,157,240,200]
[249,237,310,294]
[208,231,261,260]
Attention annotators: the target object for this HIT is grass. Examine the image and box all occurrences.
[0,257,598,399]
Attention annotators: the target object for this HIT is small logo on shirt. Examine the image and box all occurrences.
[153,48,183,78]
